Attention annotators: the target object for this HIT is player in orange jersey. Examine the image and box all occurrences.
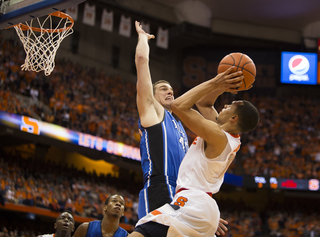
[129,67,259,237]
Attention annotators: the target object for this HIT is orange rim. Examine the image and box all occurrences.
[15,11,74,33]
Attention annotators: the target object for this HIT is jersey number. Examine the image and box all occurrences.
[174,196,188,207]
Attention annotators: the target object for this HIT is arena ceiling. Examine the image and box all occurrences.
[150,0,320,37]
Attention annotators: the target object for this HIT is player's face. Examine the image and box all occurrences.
[104,195,125,218]
[54,212,75,234]
[217,101,243,124]
[154,83,174,110]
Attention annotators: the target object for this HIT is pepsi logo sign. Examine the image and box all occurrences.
[288,55,310,75]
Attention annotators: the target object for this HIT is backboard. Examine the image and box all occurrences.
[0,0,86,29]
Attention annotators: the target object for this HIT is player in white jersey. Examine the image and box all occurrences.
[38,211,75,237]
[128,67,260,237]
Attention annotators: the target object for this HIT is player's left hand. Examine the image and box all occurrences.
[215,218,228,235]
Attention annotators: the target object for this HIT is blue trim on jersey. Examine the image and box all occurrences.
[138,110,188,218]
[162,121,172,199]
[86,220,128,237]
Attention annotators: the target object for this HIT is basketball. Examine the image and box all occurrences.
[217,52,256,91]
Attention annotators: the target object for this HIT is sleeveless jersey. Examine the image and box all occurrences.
[176,131,241,194]
[135,131,241,237]
[138,110,188,218]
[86,220,128,237]
[38,234,54,237]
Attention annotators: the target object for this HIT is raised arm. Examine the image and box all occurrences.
[196,71,253,122]
[171,68,243,155]
[135,21,163,127]
[195,89,222,123]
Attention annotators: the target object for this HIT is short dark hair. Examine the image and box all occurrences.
[153,80,171,94]
[105,196,111,205]
[235,100,259,133]
[62,210,74,216]
[56,210,74,223]
[104,194,124,205]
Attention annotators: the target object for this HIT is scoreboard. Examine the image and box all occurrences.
[243,176,320,191]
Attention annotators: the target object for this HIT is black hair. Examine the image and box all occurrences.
[104,194,124,205]
[235,100,260,133]
[56,210,74,223]
[105,196,111,205]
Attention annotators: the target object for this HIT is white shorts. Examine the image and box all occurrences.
[135,189,220,237]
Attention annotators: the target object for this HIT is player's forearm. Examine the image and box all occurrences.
[195,90,220,121]
[135,34,150,64]
[172,79,215,112]
[196,89,221,108]
[135,34,153,96]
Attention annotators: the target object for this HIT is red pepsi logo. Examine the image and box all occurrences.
[288,55,310,75]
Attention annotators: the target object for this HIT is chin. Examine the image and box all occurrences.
[162,101,172,109]
[167,100,174,105]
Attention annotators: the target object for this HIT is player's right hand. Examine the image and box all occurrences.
[135,21,155,40]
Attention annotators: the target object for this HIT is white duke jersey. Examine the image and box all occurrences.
[176,130,241,194]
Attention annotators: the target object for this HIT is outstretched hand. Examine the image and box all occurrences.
[215,218,228,236]
[212,67,245,94]
[135,21,155,40]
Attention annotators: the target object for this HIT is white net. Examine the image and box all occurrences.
[13,12,74,76]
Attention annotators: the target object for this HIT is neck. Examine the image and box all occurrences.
[101,216,120,234]
[220,124,239,135]
[55,231,69,237]
[163,105,172,113]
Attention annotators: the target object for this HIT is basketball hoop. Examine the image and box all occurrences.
[13,11,74,76]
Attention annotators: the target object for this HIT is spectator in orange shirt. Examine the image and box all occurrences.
[74,197,84,216]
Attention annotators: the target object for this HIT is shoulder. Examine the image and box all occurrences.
[79,222,90,229]
[74,222,90,237]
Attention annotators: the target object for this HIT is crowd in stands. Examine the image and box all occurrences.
[238,93,320,179]
[1,31,320,236]
[1,151,320,237]
[1,34,140,147]
[1,33,320,180]
[1,33,320,179]
[265,197,320,237]
[0,151,140,235]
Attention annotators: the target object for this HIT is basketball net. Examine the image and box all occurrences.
[13,11,74,76]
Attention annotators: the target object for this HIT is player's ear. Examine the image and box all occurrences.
[54,223,57,229]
